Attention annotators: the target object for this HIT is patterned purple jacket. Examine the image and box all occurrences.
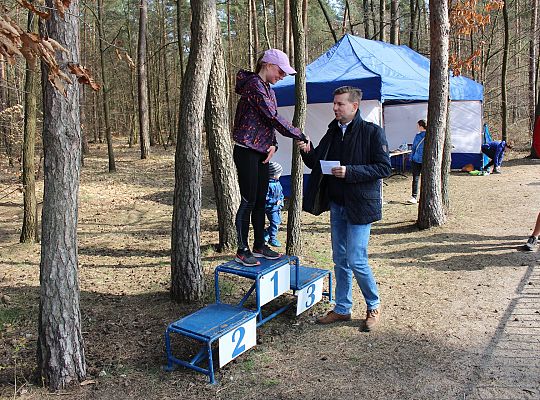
[232,70,306,154]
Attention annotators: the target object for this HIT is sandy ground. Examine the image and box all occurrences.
[0,142,539,399]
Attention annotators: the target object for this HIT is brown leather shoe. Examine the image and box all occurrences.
[362,308,381,332]
[316,310,352,324]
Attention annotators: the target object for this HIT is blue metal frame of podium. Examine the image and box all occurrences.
[164,255,333,383]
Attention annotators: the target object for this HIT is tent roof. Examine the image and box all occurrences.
[273,34,483,106]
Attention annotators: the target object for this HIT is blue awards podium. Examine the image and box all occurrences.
[164,255,332,383]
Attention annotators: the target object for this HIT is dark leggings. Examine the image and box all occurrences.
[411,161,422,198]
[234,145,269,250]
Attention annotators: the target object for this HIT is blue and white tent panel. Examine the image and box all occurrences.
[383,100,483,168]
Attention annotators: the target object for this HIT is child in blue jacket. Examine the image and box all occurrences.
[408,119,427,204]
[264,162,284,247]
[481,140,512,174]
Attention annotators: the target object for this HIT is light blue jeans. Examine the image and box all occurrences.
[330,202,380,315]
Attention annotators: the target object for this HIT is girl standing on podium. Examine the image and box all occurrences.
[408,119,427,204]
[232,49,308,266]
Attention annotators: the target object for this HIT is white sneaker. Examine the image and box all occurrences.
[408,197,418,204]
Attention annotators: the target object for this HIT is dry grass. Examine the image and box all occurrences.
[1,140,539,399]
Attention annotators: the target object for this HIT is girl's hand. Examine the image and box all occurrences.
[263,146,276,163]
[296,137,310,152]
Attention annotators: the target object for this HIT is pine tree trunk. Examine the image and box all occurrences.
[97,0,116,171]
[379,0,386,41]
[409,0,417,49]
[501,0,509,141]
[38,0,86,390]
[177,0,185,81]
[248,0,255,69]
[283,0,290,54]
[261,0,272,49]
[529,0,538,132]
[272,0,278,47]
[251,0,260,56]
[390,0,399,44]
[21,9,39,244]
[171,0,216,302]
[286,0,307,256]
[363,0,371,38]
[205,19,240,252]
[138,0,151,158]
[441,101,451,213]
[417,0,448,229]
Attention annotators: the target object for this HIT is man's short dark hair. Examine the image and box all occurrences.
[333,86,363,104]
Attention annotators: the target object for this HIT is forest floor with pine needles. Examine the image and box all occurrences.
[1,137,539,399]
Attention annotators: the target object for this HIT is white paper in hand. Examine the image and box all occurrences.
[320,160,340,175]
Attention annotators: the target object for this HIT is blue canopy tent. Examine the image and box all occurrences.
[271,34,484,194]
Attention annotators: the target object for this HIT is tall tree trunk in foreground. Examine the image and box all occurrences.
[205,18,240,252]
[138,0,151,158]
[38,0,86,390]
[171,0,216,302]
[286,0,307,256]
[417,0,448,229]
[20,9,39,244]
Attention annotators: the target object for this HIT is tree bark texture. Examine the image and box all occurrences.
[205,19,240,252]
[417,0,448,229]
[171,0,216,302]
[138,0,151,158]
[38,0,86,390]
[286,0,307,256]
[441,101,451,213]
[20,10,39,244]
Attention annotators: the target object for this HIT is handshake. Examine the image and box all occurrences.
[296,136,311,153]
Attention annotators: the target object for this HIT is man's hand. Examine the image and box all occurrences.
[331,166,346,178]
[296,137,310,152]
[263,145,276,163]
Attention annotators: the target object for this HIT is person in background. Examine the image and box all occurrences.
[481,140,512,174]
[297,86,392,332]
[408,119,427,204]
[522,212,540,251]
[232,48,308,267]
[264,162,284,247]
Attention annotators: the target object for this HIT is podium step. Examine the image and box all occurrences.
[165,304,257,384]
[290,265,331,290]
[168,303,256,340]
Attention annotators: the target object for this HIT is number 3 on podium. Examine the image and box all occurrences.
[296,278,324,315]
